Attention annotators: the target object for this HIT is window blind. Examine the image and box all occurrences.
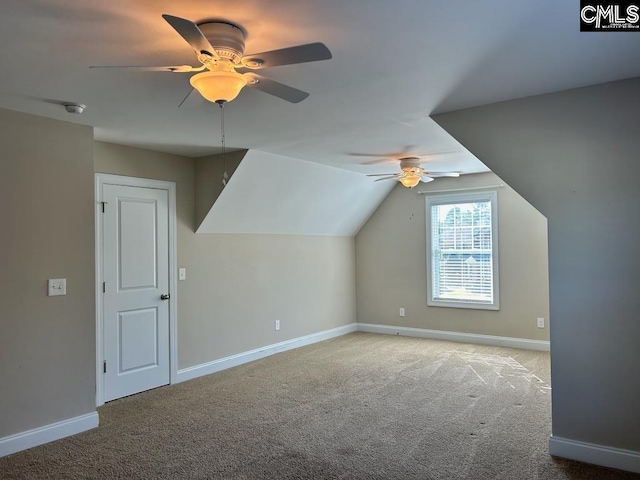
[431,200,494,304]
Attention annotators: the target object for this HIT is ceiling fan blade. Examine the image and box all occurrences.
[350,153,388,158]
[426,172,461,178]
[349,147,418,165]
[350,153,411,159]
[366,173,400,177]
[90,65,203,72]
[374,176,399,182]
[242,43,332,69]
[414,151,457,159]
[162,14,219,59]
[421,176,435,183]
[245,74,309,103]
[360,158,397,165]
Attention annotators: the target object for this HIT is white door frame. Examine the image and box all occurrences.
[95,173,178,406]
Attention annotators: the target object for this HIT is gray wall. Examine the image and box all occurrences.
[356,172,549,340]
[94,142,356,369]
[433,78,640,452]
[0,108,95,438]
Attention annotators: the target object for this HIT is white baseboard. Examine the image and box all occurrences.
[357,323,550,351]
[177,323,357,383]
[0,412,99,458]
[549,436,640,474]
[177,322,548,384]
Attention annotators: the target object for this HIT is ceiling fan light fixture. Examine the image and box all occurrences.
[190,70,248,103]
[399,174,421,188]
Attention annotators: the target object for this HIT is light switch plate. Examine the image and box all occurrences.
[179,268,186,281]
[48,278,67,296]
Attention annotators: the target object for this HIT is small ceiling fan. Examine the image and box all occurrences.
[367,157,460,188]
[91,14,332,104]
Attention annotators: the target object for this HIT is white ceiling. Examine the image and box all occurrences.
[198,150,394,236]
[1,0,639,176]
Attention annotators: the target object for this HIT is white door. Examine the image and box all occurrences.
[102,183,170,401]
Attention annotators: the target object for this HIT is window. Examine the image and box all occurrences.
[426,191,499,310]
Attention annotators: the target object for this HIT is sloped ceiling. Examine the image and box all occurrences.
[2,1,639,176]
[197,150,394,236]
[1,1,639,236]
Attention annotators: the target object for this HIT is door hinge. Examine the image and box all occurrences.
[102,282,106,293]
[103,360,107,373]
[100,201,107,213]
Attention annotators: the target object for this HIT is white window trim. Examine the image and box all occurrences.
[425,190,500,310]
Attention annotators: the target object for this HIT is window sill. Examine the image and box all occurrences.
[427,299,500,311]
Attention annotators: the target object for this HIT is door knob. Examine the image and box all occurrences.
[160,294,170,300]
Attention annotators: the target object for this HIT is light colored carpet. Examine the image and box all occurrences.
[1,332,638,479]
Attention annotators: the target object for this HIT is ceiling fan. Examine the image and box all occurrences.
[367,157,460,188]
[91,14,332,104]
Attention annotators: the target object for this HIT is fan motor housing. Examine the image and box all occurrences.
[198,22,245,63]
[399,157,421,171]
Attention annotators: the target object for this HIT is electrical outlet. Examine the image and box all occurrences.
[537,317,545,328]
[275,320,280,331]
[399,307,405,317]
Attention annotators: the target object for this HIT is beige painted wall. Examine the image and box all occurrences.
[356,172,549,341]
[433,78,640,455]
[0,109,95,438]
[94,142,356,369]
[178,233,355,367]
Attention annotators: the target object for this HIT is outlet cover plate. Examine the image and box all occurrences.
[48,278,67,296]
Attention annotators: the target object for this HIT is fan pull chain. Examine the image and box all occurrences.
[219,101,229,187]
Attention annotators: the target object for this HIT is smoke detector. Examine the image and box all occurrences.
[64,103,86,114]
